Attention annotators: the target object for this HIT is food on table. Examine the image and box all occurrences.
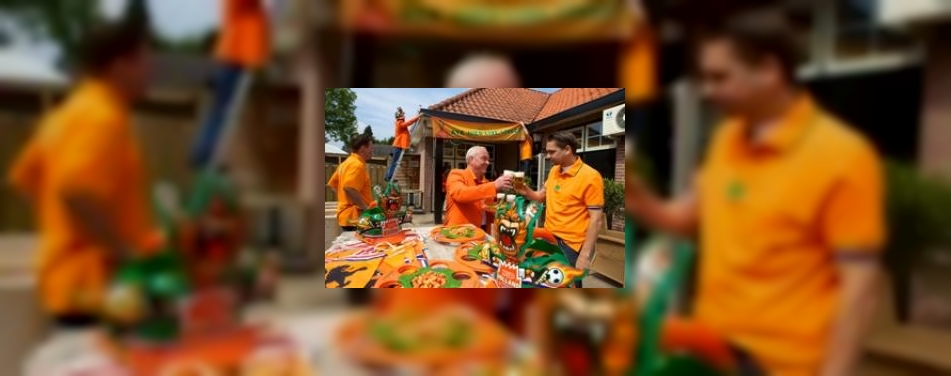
[412,270,448,288]
[368,307,473,354]
[430,225,485,243]
[399,268,462,288]
[441,226,475,239]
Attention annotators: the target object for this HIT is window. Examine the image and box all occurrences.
[540,122,619,183]
[834,0,917,59]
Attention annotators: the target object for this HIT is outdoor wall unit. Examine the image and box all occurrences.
[602,103,626,137]
[878,0,951,25]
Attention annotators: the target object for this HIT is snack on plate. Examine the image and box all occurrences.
[430,225,486,243]
[368,307,473,354]
[399,267,462,288]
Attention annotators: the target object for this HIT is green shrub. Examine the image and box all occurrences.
[884,161,951,270]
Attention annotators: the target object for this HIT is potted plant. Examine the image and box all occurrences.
[884,160,951,323]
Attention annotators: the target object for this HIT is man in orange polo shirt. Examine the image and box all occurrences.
[8,20,159,327]
[517,133,604,287]
[384,106,421,182]
[191,0,270,167]
[627,13,884,376]
[445,146,513,229]
[328,132,375,231]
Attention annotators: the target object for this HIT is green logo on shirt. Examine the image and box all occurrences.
[727,180,744,201]
[554,185,561,192]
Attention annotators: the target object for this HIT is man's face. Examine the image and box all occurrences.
[467,148,491,177]
[545,141,572,166]
[114,43,151,100]
[698,39,780,116]
[358,144,373,160]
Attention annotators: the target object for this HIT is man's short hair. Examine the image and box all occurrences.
[79,19,151,74]
[696,10,803,83]
[350,132,373,151]
[547,132,581,155]
[465,146,488,162]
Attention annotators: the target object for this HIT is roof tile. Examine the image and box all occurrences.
[428,88,623,124]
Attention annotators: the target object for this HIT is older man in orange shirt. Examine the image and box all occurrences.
[8,20,159,327]
[445,146,513,230]
[191,0,270,167]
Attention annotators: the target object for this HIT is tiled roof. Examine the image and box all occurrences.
[428,88,623,124]
[428,88,550,124]
[533,88,624,121]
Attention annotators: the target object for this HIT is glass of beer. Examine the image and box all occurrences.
[513,171,525,191]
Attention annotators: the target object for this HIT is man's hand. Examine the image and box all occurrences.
[626,172,699,238]
[575,252,592,271]
[494,175,513,191]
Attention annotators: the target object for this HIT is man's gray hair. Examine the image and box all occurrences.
[465,146,488,162]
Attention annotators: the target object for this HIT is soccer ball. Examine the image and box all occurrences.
[544,267,565,286]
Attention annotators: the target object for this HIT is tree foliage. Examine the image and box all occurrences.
[325,88,358,144]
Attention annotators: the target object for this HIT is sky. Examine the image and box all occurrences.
[342,88,561,147]
[1,0,219,61]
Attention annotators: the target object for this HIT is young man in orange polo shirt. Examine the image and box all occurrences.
[328,132,375,232]
[517,133,605,287]
[190,0,270,167]
[445,146,513,230]
[627,12,884,376]
[8,20,159,328]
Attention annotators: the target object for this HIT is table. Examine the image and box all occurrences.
[328,226,468,263]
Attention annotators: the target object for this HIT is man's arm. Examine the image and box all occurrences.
[447,172,496,203]
[819,147,886,376]
[344,187,370,210]
[575,208,603,270]
[626,175,698,238]
[63,191,135,262]
[821,258,880,376]
[8,140,42,204]
[515,184,545,202]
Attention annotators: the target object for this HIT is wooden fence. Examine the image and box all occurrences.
[325,162,387,201]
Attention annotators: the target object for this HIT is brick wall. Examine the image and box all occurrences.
[612,135,626,231]
[920,27,951,178]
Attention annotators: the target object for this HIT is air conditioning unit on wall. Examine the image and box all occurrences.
[602,104,625,136]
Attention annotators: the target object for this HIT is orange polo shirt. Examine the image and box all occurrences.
[445,168,496,227]
[328,153,373,226]
[8,79,159,315]
[694,95,885,376]
[392,115,420,150]
[543,157,604,250]
[215,0,270,68]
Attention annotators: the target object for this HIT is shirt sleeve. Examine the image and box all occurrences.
[820,146,886,253]
[8,138,43,197]
[339,163,362,191]
[583,172,605,209]
[447,171,496,203]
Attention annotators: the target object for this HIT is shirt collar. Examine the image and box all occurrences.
[738,94,819,153]
[558,156,584,177]
[464,167,485,182]
[77,78,126,114]
[349,153,366,163]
